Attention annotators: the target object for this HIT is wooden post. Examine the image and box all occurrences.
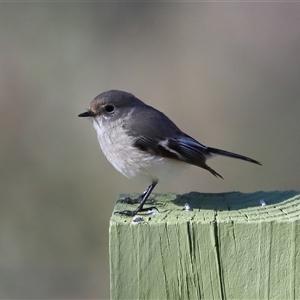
[110,191,300,300]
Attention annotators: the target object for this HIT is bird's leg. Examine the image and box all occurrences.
[115,181,158,216]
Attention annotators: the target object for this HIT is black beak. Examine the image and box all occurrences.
[78,110,95,117]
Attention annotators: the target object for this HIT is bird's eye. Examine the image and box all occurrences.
[104,104,115,113]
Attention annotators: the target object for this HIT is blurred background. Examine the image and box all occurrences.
[1,2,300,298]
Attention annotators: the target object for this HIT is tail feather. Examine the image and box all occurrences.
[207,147,262,166]
[204,163,224,179]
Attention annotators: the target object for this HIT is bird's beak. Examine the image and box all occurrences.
[78,110,95,117]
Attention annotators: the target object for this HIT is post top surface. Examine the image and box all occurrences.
[111,190,300,225]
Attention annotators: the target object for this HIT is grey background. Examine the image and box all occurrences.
[1,3,299,299]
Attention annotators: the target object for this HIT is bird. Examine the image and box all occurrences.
[78,90,261,216]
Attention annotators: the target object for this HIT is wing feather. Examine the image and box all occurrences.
[133,134,223,179]
[124,105,222,178]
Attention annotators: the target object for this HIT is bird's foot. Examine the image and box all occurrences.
[115,206,158,217]
[117,196,141,204]
[117,196,155,205]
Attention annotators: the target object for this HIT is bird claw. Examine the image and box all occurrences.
[117,196,155,205]
[114,206,159,217]
[117,196,142,204]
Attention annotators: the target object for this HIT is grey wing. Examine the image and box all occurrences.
[123,105,182,140]
[123,106,223,178]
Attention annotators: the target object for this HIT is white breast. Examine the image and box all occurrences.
[92,117,188,185]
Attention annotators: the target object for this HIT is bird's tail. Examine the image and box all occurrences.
[207,147,262,165]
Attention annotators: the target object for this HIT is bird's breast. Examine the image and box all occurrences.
[93,120,187,184]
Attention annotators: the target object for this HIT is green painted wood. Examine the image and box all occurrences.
[110,191,300,300]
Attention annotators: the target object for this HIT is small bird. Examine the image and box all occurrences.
[79,90,261,216]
